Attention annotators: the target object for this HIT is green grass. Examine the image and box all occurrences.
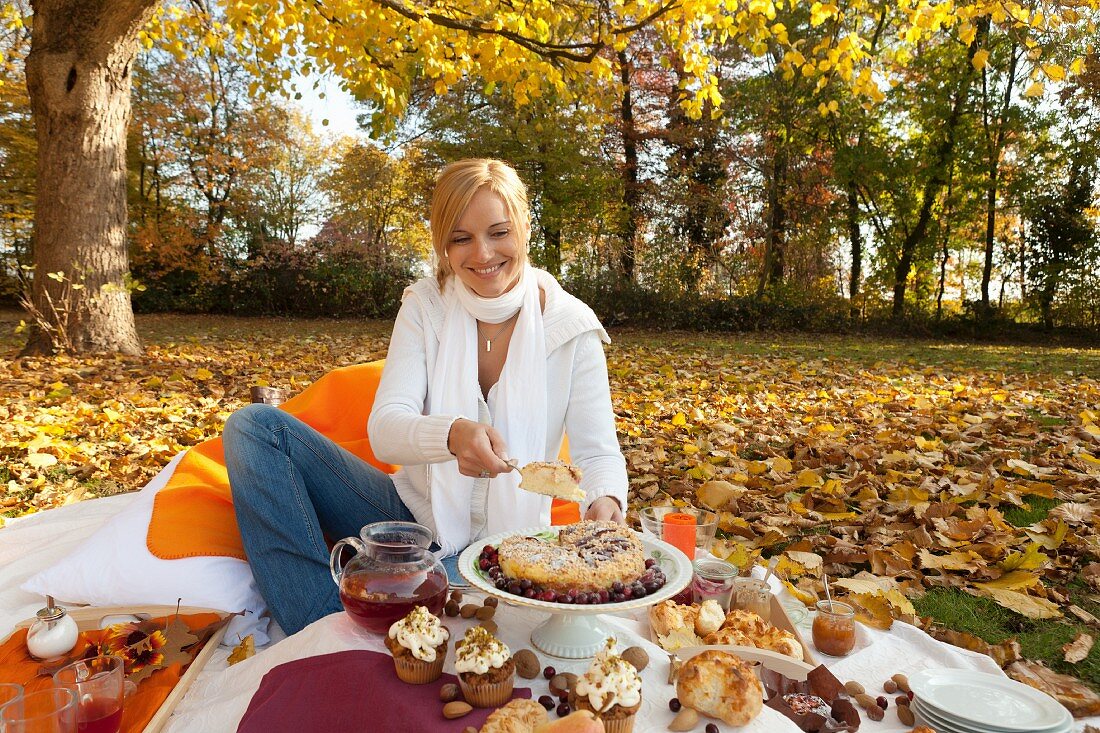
[914,587,1100,689]
[1002,497,1062,527]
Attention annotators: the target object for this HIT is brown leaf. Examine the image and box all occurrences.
[1063,633,1093,663]
[1069,605,1100,626]
[1006,661,1100,717]
[924,625,1022,667]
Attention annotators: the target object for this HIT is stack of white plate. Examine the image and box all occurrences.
[909,669,1072,733]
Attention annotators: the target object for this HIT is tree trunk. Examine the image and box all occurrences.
[846,179,862,317]
[979,44,1018,315]
[23,0,156,355]
[891,19,988,319]
[618,50,639,281]
[757,140,787,296]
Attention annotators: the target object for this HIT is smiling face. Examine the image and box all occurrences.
[446,186,526,298]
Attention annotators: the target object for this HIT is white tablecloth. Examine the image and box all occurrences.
[3,496,1098,732]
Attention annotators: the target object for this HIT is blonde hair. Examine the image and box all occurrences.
[431,159,531,286]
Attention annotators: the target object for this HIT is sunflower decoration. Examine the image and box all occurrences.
[97,622,168,676]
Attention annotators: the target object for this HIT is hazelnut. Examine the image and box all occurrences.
[668,707,700,731]
[549,672,577,697]
[439,683,460,703]
[621,646,649,672]
[883,678,897,693]
[443,701,473,719]
[865,703,884,721]
[514,649,541,679]
[844,680,865,696]
[895,695,910,708]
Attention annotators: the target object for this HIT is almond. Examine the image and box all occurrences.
[443,701,473,719]
[898,705,915,725]
[891,673,910,693]
[844,680,865,696]
[668,707,699,731]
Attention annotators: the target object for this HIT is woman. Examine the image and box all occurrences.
[224,159,627,635]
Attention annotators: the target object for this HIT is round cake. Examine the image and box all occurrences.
[497,520,647,594]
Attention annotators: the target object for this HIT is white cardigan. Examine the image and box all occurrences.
[367,271,628,548]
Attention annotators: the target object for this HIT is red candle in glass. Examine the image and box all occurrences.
[663,512,697,560]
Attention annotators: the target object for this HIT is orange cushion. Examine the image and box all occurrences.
[148,362,394,560]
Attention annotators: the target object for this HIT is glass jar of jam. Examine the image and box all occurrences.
[691,558,738,610]
[812,600,856,657]
[731,578,772,621]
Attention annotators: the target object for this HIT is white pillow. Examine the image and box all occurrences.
[22,452,271,645]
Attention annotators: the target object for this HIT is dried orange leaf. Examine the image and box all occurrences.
[227,634,256,666]
[1063,633,1093,664]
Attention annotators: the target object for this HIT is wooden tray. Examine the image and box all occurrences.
[648,593,817,667]
[9,605,229,733]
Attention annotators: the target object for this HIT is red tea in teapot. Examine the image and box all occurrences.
[340,568,448,633]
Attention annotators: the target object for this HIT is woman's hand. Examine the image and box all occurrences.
[585,496,624,524]
[447,418,511,477]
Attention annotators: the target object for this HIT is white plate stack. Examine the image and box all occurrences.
[909,669,1072,733]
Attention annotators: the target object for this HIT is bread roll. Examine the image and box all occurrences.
[676,650,763,727]
[694,599,725,637]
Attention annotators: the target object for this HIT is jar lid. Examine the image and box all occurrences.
[36,605,66,622]
[692,557,738,579]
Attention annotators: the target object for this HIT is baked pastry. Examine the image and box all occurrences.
[384,605,449,684]
[571,642,642,733]
[649,600,701,651]
[676,650,763,726]
[694,599,725,637]
[518,461,585,502]
[497,520,646,595]
[649,600,804,660]
[456,626,515,707]
[479,698,548,733]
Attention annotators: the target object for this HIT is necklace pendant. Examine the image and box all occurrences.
[485,339,492,353]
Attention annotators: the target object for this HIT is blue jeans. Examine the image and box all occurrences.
[224,404,462,636]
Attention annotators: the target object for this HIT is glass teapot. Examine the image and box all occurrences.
[329,522,448,633]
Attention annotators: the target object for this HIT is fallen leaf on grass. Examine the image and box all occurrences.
[924,625,1023,667]
[1063,633,1093,663]
[1007,660,1100,717]
[1069,605,1100,625]
[975,586,1062,619]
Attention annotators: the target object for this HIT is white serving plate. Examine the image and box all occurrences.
[912,698,1070,733]
[909,668,1071,732]
[458,526,693,659]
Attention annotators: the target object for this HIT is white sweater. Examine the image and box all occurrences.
[367,271,628,546]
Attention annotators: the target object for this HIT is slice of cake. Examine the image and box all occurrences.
[517,461,585,502]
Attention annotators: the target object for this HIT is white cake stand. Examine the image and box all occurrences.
[458,527,693,659]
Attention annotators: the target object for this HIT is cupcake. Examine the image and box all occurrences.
[454,626,515,707]
[571,640,642,733]
[385,605,450,684]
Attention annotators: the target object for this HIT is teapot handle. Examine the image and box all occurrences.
[329,536,366,585]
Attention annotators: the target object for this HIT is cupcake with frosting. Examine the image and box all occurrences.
[570,640,643,733]
[455,625,515,707]
[385,605,450,684]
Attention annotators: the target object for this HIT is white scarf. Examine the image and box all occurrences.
[428,264,549,556]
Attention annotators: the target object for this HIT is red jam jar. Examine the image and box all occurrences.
[812,600,856,657]
[691,558,738,610]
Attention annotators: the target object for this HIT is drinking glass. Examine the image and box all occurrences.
[638,506,719,559]
[0,688,76,733]
[0,683,26,730]
[53,655,125,733]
